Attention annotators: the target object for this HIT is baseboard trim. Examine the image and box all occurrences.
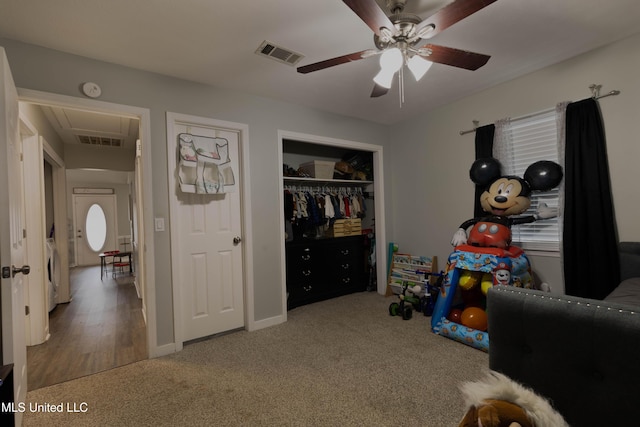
[248,314,285,332]
[150,342,179,358]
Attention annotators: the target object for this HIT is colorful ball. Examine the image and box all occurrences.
[458,271,480,290]
[447,308,463,323]
[461,307,488,331]
[481,273,494,295]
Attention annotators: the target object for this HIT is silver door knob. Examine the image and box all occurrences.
[233,236,242,245]
[12,265,31,277]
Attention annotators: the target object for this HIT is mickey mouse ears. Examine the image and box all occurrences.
[524,160,563,191]
[469,158,502,186]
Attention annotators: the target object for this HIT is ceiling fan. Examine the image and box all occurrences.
[297,0,497,98]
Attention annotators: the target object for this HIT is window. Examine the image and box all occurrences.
[86,203,107,252]
[495,109,561,252]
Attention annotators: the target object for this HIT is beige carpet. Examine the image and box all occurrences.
[23,292,489,426]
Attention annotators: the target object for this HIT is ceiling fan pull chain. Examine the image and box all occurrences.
[398,67,405,107]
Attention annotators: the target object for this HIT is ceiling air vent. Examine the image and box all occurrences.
[77,135,123,147]
[255,40,304,66]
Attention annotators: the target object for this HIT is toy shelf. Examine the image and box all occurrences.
[386,253,437,297]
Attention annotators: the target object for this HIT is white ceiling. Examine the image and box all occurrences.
[1,0,639,125]
[40,105,139,148]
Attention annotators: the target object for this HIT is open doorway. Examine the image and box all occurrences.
[17,91,156,390]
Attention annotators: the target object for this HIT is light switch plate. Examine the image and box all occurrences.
[154,217,165,232]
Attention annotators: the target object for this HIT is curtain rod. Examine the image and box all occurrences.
[459,86,621,136]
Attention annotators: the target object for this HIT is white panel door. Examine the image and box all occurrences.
[0,47,27,426]
[169,118,244,342]
[73,194,117,266]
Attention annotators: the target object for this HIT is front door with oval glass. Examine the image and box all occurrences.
[73,194,118,266]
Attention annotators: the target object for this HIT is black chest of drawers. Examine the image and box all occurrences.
[285,235,366,309]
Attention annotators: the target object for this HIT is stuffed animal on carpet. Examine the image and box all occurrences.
[458,371,568,427]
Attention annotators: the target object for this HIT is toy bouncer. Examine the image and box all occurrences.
[431,245,532,351]
[431,158,563,351]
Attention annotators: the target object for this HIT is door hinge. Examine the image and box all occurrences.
[25,306,29,316]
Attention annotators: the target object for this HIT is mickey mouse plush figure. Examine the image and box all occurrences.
[451,158,563,249]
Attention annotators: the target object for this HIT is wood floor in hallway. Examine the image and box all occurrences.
[26,265,147,390]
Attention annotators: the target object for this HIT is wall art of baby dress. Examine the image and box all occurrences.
[178,133,236,194]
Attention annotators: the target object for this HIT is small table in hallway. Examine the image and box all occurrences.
[99,251,132,279]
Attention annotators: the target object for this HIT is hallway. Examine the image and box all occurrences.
[26,266,147,390]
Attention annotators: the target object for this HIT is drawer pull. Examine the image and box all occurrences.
[341,263,350,269]
[301,254,311,261]
[303,270,311,276]
[341,249,350,255]
[342,278,351,284]
[303,285,313,292]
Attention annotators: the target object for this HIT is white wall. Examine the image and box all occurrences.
[4,30,637,349]
[0,37,391,347]
[389,33,640,293]
[64,143,135,171]
[19,102,65,155]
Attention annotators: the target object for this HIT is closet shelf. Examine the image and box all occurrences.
[283,177,373,186]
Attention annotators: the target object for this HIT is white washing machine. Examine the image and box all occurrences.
[45,238,60,312]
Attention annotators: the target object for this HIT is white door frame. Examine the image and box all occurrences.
[277,130,388,322]
[166,112,255,350]
[42,134,70,303]
[17,88,162,357]
[20,113,50,346]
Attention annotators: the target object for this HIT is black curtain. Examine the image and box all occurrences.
[474,124,495,217]
[563,98,620,299]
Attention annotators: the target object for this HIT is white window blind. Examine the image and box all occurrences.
[504,109,560,252]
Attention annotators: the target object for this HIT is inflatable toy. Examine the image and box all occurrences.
[431,245,532,351]
[451,158,563,249]
[432,157,562,351]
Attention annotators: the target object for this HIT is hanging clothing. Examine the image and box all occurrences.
[283,185,369,239]
[343,195,351,218]
[324,194,335,222]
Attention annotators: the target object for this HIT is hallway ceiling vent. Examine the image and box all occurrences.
[77,135,123,147]
[255,40,304,66]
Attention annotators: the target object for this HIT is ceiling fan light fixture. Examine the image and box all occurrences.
[373,47,403,88]
[407,55,433,81]
[415,23,436,39]
[379,47,403,72]
[373,68,396,89]
[379,27,395,43]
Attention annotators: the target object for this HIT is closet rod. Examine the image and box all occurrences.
[459,86,621,135]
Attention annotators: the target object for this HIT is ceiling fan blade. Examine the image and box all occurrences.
[420,44,490,71]
[370,84,389,98]
[297,50,372,74]
[415,0,498,39]
[343,0,396,37]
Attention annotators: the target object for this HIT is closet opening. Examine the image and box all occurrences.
[278,131,387,317]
